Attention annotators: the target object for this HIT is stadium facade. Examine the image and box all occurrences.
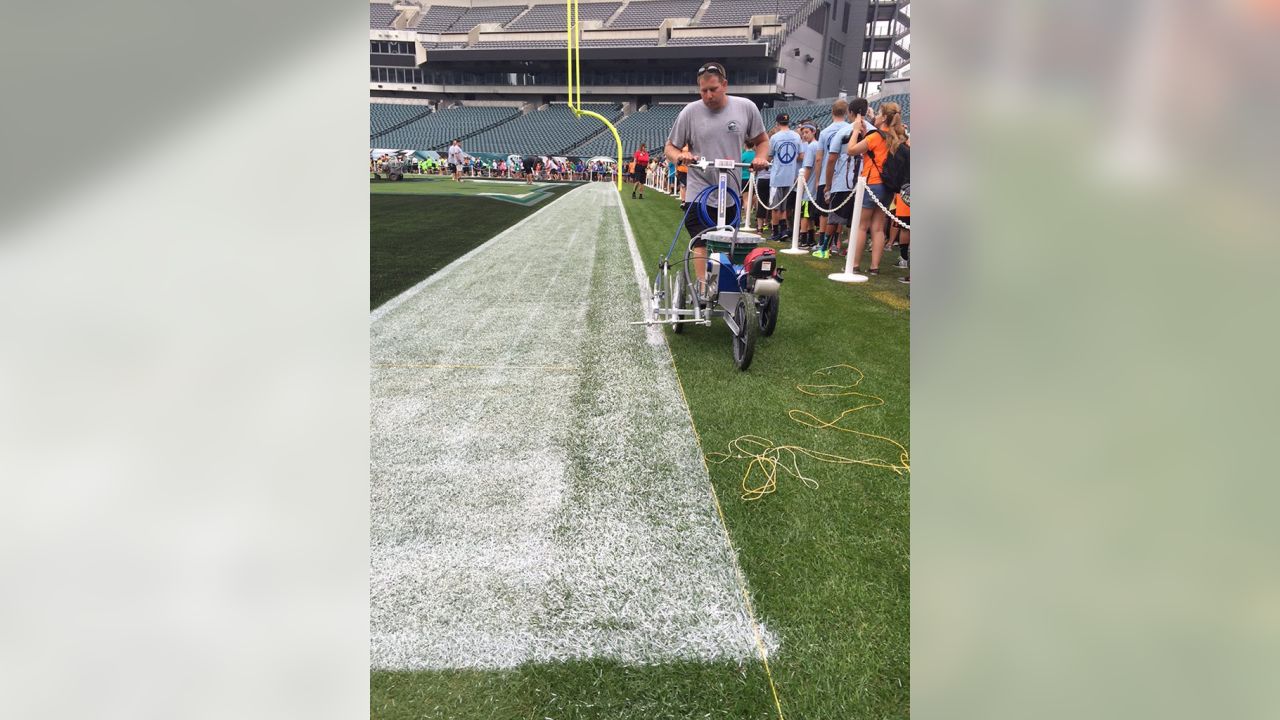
[369,0,909,154]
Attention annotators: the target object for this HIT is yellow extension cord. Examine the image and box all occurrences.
[706,364,911,501]
[566,0,623,191]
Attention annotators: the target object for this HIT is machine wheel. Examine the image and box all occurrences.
[732,297,757,370]
[672,269,689,334]
[651,262,670,319]
[757,294,779,337]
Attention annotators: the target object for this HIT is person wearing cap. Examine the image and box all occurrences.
[796,122,822,248]
[447,139,465,183]
[765,113,802,242]
[665,61,770,298]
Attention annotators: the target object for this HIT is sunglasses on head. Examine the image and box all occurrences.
[697,64,725,78]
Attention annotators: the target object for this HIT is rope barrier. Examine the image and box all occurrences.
[748,171,792,212]
[860,181,911,230]
[706,364,910,501]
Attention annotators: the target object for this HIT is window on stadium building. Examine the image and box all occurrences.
[828,39,844,66]
[808,5,826,33]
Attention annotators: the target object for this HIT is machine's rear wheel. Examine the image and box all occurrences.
[732,297,757,370]
[672,269,689,334]
[757,294,779,336]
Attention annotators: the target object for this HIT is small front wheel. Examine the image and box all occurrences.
[732,297,757,370]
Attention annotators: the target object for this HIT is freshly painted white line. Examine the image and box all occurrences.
[370,182,775,670]
[616,189,666,347]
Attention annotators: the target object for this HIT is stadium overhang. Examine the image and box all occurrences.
[424,44,772,63]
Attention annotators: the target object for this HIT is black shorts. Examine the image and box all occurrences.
[682,202,738,249]
[825,192,854,225]
[815,185,829,209]
[522,160,535,173]
[632,167,647,183]
[676,170,688,187]
[448,163,459,173]
[754,178,770,218]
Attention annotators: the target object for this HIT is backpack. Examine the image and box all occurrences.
[867,130,910,198]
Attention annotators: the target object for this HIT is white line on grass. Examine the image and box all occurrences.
[616,191,665,347]
[370,182,775,670]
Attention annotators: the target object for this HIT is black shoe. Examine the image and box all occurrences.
[631,192,636,198]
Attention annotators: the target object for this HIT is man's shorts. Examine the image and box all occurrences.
[448,163,459,174]
[683,202,738,249]
[522,160,535,173]
[800,200,811,220]
[770,186,796,213]
[632,166,647,183]
[676,171,688,188]
[826,191,855,225]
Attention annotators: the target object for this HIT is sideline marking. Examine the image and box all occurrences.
[614,190,787,720]
[372,183,768,670]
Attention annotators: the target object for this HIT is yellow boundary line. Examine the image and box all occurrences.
[566,0,623,191]
[663,347,787,720]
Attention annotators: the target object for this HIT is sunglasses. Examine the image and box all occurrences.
[696,63,726,78]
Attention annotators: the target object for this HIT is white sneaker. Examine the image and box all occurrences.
[896,258,909,268]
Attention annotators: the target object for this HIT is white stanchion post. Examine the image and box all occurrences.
[828,175,869,283]
[781,172,808,255]
[741,170,756,231]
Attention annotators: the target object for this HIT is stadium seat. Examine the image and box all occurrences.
[569,104,682,157]
[370,103,433,137]
[373,105,522,150]
[370,3,398,29]
[608,0,704,28]
[464,103,624,155]
[506,2,621,31]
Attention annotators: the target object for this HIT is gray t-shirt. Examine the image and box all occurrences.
[447,145,464,165]
[666,95,765,207]
[801,139,822,198]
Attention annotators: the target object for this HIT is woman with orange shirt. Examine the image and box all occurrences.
[845,102,908,275]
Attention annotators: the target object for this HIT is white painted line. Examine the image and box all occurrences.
[370,182,775,670]
[615,189,666,347]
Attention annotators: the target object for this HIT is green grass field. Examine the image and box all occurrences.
[370,187,909,719]
[370,179,578,308]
